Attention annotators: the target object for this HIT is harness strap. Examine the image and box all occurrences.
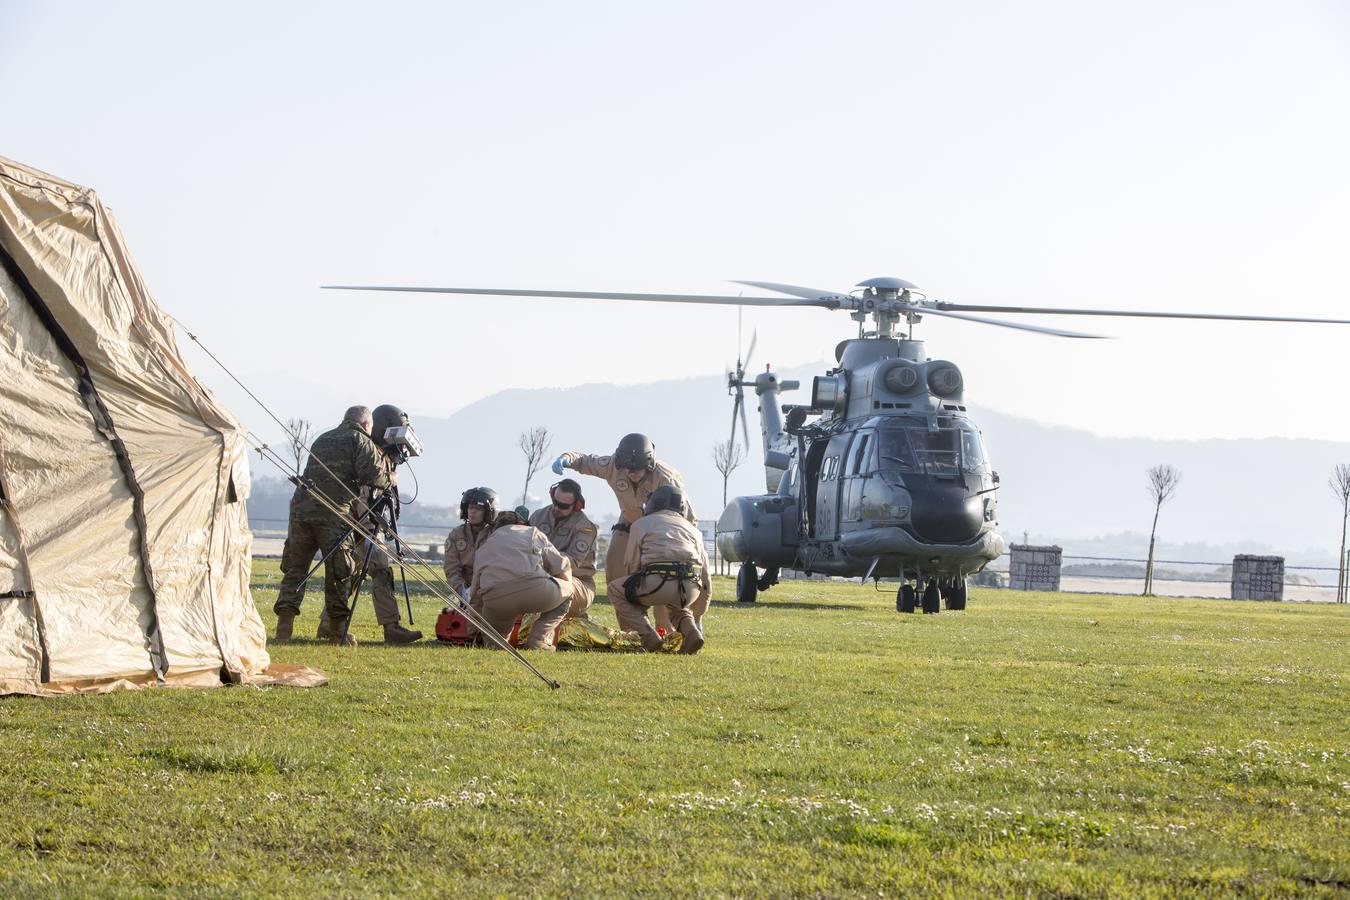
[624,562,701,608]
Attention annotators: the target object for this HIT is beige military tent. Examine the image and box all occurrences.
[0,156,320,695]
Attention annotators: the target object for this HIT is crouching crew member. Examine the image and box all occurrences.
[551,433,695,632]
[444,487,496,599]
[618,485,710,655]
[469,510,574,650]
[529,478,598,618]
[275,405,391,645]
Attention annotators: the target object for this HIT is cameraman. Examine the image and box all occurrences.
[274,405,390,645]
[315,404,424,644]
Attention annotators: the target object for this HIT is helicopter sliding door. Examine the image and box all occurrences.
[812,433,855,540]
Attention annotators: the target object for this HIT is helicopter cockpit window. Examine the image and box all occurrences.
[876,420,986,475]
[960,425,987,470]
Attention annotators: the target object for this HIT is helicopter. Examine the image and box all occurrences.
[323,276,1350,614]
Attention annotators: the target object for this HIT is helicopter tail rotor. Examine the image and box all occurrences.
[726,317,757,457]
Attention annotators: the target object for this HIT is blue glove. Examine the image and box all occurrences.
[551,454,567,475]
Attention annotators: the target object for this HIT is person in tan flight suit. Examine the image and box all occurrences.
[528,478,598,619]
[551,433,696,632]
[469,510,574,650]
[443,487,496,600]
[619,484,710,655]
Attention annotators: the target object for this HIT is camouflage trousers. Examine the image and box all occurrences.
[275,512,356,621]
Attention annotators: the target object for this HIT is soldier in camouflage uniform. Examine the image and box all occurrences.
[274,405,391,645]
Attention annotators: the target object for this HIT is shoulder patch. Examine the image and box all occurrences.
[455,539,467,552]
[616,478,630,492]
[576,539,590,552]
[597,455,612,466]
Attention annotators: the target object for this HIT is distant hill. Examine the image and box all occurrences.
[245,366,1350,565]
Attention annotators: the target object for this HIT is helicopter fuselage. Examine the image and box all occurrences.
[716,337,1004,582]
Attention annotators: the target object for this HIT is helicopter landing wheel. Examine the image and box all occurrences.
[921,579,941,614]
[897,583,917,613]
[945,578,968,611]
[736,563,759,604]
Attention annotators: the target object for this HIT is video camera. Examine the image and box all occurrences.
[372,404,423,465]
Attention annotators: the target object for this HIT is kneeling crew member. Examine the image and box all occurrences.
[275,405,391,645]
[551,433,695,632]
[444,487,496,599]
[618,484,710,655]
[469,510,574,650]
[529,478,598,618]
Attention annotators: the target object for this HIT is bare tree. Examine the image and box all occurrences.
[285,417,313,473]
[1143,464,1181,596]
[711,439,746,574]
[1330,465,1350,603]
[518,426,553,507]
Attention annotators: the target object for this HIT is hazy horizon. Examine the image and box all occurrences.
[4,1,1348,446]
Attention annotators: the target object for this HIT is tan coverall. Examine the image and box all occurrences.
[618,509,712,649]
[443,521,490,599]
[529,505,598,617]
[469,525,574,650]
[560,452,696,631]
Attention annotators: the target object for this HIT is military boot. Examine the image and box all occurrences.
[677,619,704,655]
[383,623,423,644]
[640,629,665,653]
[315,611,336,641]
[274,611,296,643]
[328,618,357,647]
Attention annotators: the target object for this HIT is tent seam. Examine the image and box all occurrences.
[89,206,235,676]
[0,238,169,679]
[0,443,50,684]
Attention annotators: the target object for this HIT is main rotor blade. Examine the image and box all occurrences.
[935,301,1350,325]
[322,285,831,308]
[731,280,849,305]
[921,307,1107,339]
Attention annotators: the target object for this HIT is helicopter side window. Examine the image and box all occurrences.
[959,425,987,470]
[850,434,870,476]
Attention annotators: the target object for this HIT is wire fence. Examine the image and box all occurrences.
[983,552,1341,602]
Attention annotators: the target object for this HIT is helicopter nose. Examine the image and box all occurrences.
[909,485,984,543]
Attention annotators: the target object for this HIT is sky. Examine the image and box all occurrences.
[3,0,1349,446]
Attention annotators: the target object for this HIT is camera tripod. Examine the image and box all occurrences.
[300,489,415,640]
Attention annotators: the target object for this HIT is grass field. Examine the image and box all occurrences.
[1,562,1347,897]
